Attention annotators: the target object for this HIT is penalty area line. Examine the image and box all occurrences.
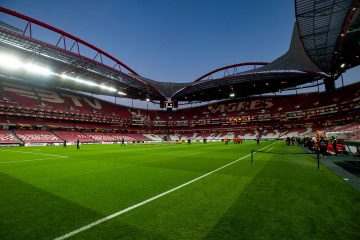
[53,142,275,240]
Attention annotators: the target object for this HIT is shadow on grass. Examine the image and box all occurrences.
[204,158,360,240]
[67,217,168,240]
[0,172,103,240]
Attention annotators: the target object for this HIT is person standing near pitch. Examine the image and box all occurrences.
[76,139,80,150]
[331,136,337,155]
[121,137,125,146]
[256,136,260,146]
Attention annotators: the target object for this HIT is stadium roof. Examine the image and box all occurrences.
[0,0,359,103]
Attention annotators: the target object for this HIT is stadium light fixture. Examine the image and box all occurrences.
[60,73,118,92]
[229,93,235,97]
[100,85,117,92]
[117,91,127,96]
[340,63,346,68]
[75,78,98,87]
[60,73,72,80]
[24,63,52,76]
[0,53,22,70]
[146,98,150,102]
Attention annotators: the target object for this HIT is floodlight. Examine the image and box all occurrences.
[146,98,150,102]
[100,85,117,92]
[340,63,346,68]
[76,78,97,87]
[0,53,22,70]
[60,73,70,79]
[229,93,235,97]
[117,91,127,96]
[24,63,52,76]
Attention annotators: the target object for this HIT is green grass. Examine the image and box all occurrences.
[0,141,359,240]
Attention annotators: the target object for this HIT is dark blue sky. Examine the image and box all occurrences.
[2,0,295,82]
[1,0,359,86]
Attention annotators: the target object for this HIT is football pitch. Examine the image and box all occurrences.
[1,141,360,240]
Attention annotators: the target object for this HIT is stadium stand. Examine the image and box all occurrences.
[52,131,97,143]
[261,130,282,140]
[14,130,62,143]
[82,132,135,143]
[0,80,359,145]
[281,128,312,139]
[123,133,152,142]
[0,130,21,144]
[143,134,164,142]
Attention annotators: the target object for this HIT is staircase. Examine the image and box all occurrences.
[9,130,24,144]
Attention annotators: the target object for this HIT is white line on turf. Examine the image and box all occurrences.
[0,149,67,158]
[53,142,275,240]
[265,147,274,152]
[0,156,69,164]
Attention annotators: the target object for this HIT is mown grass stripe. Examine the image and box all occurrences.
[53,143,275,240]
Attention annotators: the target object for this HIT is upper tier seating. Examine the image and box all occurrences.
[14,130,62,143]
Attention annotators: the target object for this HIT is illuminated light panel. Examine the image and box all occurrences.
[24,63,52,76]
[100,85,117,92]
[59,73,118,92]
[75,78,98,87]
[117,91,127,96]
[0,53,22,70]
[0,52,119,93]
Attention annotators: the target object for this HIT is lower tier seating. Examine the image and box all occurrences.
[52,131,96,143]
[0,130,20,144]
[14,130,62,143]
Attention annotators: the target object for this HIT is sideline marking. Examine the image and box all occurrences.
[54,142,275,240]
[0,156,69,164]
[0,149,67,158]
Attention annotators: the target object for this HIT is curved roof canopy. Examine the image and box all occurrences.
[0,1,359,103]
[295,0,360,74]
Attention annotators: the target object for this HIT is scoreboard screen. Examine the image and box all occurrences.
[160,100,178,109]
[165,100,173,108]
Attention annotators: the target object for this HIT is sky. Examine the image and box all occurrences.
[1,0,296,82]
[1,0,359,108]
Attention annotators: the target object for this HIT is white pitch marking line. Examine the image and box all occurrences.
[0,156,69,164]
[53,142,275,240]
[0,149,67,158]
[265,147,274,152]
